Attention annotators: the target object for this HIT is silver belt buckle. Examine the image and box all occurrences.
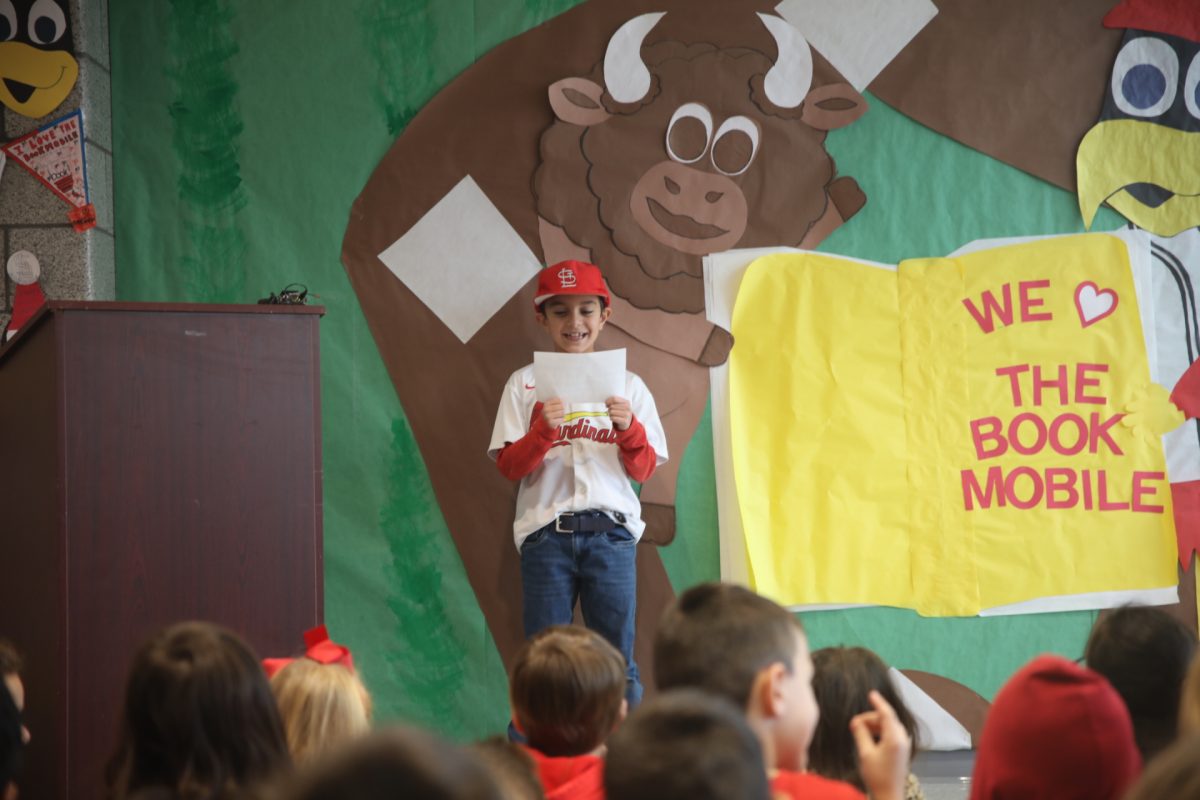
[555,512,573,533]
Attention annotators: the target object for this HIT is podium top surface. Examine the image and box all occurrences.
[43,300,325,315]
[1,301,325,363]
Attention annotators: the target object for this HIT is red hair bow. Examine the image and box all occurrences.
[263,624,355,679]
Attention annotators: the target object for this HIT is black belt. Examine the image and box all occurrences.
[554,510,626,533]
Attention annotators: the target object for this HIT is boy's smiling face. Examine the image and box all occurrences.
[537,295,611,353]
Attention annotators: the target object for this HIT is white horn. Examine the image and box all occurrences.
[757,12,812,109]
[604,12,666,104]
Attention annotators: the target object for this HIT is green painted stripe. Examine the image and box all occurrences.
[380,414,470,727]
[359,0,437,137]
[166,0,246,302]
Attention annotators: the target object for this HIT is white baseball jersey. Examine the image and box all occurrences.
[488,363,668,549]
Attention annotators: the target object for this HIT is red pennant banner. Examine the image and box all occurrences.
[2,110,91,229]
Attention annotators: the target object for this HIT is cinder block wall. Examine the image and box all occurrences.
[1,0,114,330]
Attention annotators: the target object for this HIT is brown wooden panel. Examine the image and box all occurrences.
[0,312,68,798]
[60,308,322,795]
[45,300,325,316]
[0,304,324,799]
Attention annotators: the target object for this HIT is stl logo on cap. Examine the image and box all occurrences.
[557,264,577,289]
[534,260,612,309]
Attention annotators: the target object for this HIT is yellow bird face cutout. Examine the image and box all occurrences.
[0,0,78,119]
[1077,0,1200,237]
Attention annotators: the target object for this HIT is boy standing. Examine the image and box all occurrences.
[489,260,666,706]
[653,583,911,800]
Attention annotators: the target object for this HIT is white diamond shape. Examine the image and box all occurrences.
[378,176,542,343]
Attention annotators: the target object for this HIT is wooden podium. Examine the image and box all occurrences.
[0,302,325,797]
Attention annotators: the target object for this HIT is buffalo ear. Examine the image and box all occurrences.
[548,77,612,126]
[800,83,868,131]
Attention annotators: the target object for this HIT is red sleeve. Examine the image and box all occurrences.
[496,404,558,481]
[1172,360,1200,420]
[615,416,658,482]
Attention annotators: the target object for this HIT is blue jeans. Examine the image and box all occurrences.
[520,520,643,707]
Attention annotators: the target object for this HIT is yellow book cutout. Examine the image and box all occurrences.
[730,235,1178,616]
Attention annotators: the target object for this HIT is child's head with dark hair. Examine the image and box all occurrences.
[807,647,918,791]
[653,582,816,771]
[105,621,290,799]
[654,583,804,709]
[509,625,626,757]
[287,727,504,800]
[1084,605,1197,761]
[604,689,769,800]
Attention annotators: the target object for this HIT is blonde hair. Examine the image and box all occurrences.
[270,657,372,765]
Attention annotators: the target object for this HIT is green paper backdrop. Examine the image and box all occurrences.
[111,0,1124,740]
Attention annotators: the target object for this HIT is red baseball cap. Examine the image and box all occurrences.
[533,260,611,309]
[1103,0,1200,43]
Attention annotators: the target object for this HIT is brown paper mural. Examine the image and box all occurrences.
[342,0,1200,736]
[871,0,1123,193]
[342,0,878,695]
[871,0,1200,236]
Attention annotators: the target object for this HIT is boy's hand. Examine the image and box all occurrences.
[542,397,565,431]
[606,396,633,431]
[850,690,911,800]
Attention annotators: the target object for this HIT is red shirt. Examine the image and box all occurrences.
[771,770,866,800]
[525,747,606,800]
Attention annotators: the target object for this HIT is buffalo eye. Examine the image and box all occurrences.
[29,0,66,45]
[1186,51,1200,121]
[1111,35,1177,118]
[0,0,15,41]
[711,116,760,176]
[666,103,713,164]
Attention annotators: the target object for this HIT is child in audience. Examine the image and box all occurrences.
[509,625,627,800]
[285,727,503,800]
[0,640,27,800]
[809,647,925,800]
[1122,734,1200,800]
[969,654,1140,800]
[604,689,770,800]
[265,624,372,766]
[1084,605,1196,761]
[270,657,373,765]
[653,583,911,800]
[105,621,290,799]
